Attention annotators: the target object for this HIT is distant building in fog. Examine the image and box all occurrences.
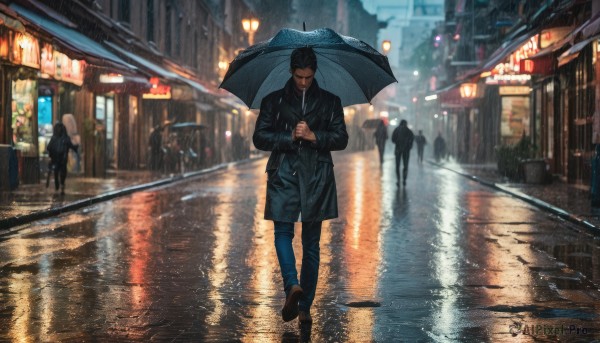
[361,0,444,68]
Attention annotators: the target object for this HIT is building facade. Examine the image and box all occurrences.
[0,0,380,189]
[425,0,599,187]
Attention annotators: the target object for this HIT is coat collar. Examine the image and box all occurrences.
[282,77,321,120]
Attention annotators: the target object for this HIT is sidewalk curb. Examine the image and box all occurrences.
[434,162,600,235]
[0,157,262,231]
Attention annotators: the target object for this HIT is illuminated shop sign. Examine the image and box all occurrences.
[143,77,171,99]
[492,35,539,78]
[99,73,124,83]
[40,43,55,75]
[40,43,85,86]
[499,86,531,95]
[59,55,85,86]
[486,74,531,85]
[0,28,9,59]
[540,27,572,49]
[12,32,39,68]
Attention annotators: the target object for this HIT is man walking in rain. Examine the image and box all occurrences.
[253,47,348,325]
[392,119,414,186]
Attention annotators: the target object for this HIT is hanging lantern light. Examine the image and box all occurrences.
[460,82,478,99]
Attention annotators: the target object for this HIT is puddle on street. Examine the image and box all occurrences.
[532,241,599,287]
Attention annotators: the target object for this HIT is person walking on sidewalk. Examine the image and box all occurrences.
[434,132,447,163]
[415,130,427,164]
[374,120,388,165]
[253,47,348,325]
[148,124,164,171]
[391,119,414,186]
[46,122,78,194]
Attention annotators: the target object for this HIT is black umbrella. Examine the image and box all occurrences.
[219,28,397,109]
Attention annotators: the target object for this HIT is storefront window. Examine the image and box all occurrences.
[38,95,53,157]
[501,96,530,145]
[12,79,37,156]
[95,95,115,168]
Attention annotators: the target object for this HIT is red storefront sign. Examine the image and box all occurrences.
[143,77,171,99]
[519,54,554,75]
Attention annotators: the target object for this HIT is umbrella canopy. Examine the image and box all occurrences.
[219,28,397,109]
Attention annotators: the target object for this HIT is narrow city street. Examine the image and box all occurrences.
[0,148,599,342]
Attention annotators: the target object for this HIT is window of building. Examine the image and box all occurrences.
[146,0,154,42]
[166,3,172,55]
[175,11,182,58]
[118,0,131,24]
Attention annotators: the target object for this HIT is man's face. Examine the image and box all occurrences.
[291,67,315,92]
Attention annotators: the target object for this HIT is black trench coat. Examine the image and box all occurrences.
[253,78,348,222]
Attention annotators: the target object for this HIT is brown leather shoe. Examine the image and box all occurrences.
[281,284,303,322]
[298,311,312,323]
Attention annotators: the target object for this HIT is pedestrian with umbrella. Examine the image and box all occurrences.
[220,28,396,326]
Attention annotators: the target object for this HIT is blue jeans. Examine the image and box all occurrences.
[274,221,322,313]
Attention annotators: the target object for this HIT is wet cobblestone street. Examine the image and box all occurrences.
[0,149,599,342]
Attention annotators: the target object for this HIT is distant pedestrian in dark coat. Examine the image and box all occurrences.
[46,122,78,194]
[148,125,164,171]
[374,120,388,164]
[415,130,427,164]
[434,132,447,162]
[391,119,414,186]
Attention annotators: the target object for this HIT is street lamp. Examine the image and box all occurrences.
[381,40,391,54]
[460,82,478,98]
[242,18,260,46]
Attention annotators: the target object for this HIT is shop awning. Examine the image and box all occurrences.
[557,35,598,67]
[582,11,600,38]
[9,4,136,71]
[458,27,539,81]
[519,42,561,76]
[520,50,555,75]
[105,42,214,99]
[105,41,184,82]
[105,41,211,96]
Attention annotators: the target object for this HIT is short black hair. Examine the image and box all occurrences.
[290,47,317,71]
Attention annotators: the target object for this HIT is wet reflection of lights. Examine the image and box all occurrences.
[472,194,536,335]
[95,201,123,280]
[127,192,156,311]
[38,255,52,341]
[9,273,34,342]
[206,176,234,325]
[342,154,381,342]
[243,167,279,341]
[433,172,462,337]
[351,158,364,248]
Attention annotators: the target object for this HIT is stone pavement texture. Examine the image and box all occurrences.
[1,158,599,235]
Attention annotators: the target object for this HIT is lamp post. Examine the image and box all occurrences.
[381,40,391,55]
[242,18,260,46]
